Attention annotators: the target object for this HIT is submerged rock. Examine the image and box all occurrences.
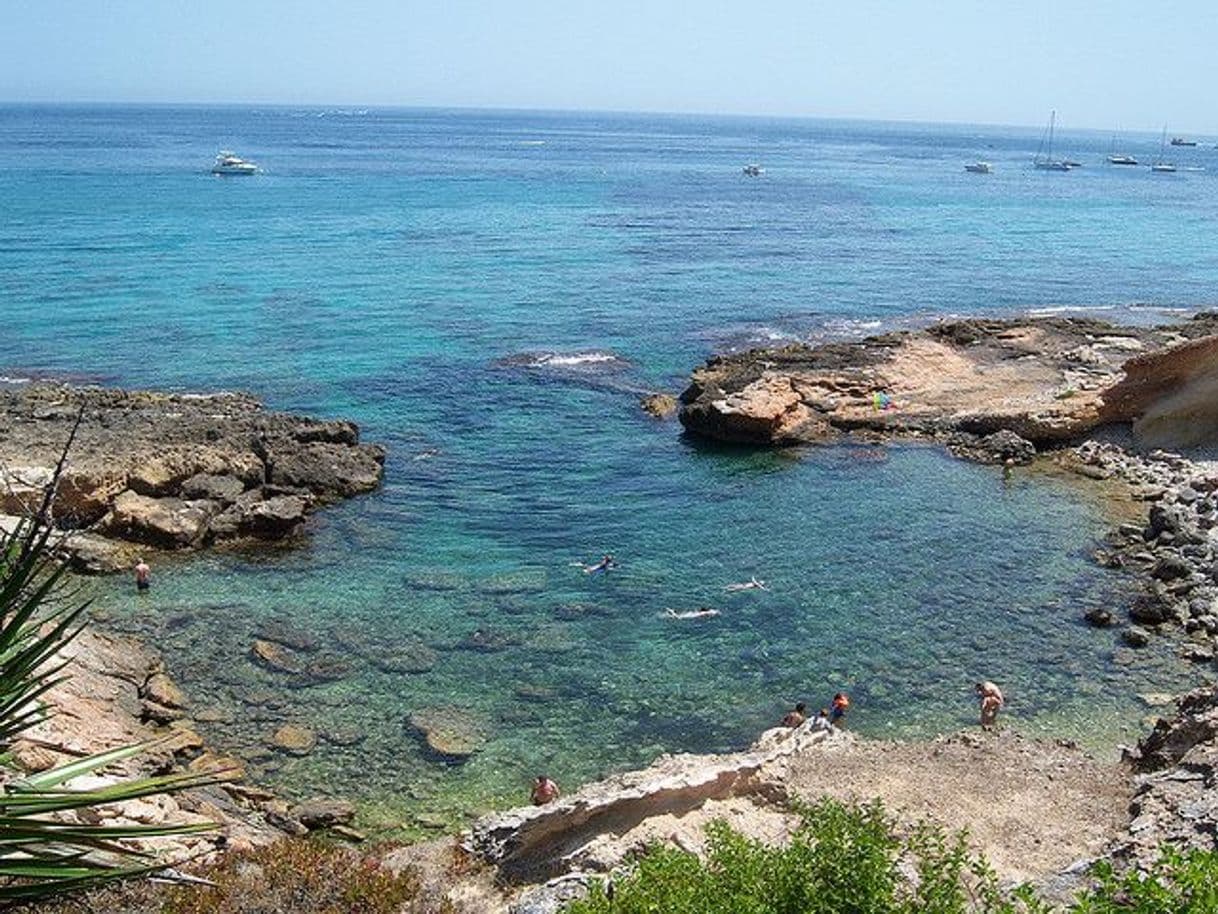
[250,639,304,676]
[270,724,317,756]
[639,393,678,419]
[407,707,488,763]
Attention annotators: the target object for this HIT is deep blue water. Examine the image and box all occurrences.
[0,105,1206,832]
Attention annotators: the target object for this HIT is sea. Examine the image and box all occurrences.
[0,105,1212,833]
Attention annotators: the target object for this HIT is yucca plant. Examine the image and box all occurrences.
[0,421,221,903]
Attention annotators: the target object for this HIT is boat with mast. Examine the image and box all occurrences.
[1107,132,1137,165]
[1034,110,1071,171]
[1152,127,1177,173]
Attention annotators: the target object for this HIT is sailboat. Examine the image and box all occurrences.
[1152,127,1177,173]
[1107,132,1137,166]
[1034,110,1071,171]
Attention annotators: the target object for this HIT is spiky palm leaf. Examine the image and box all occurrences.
[0,419,223,901]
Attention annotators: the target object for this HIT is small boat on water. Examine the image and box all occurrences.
[742,163,765,177]
[1170,137,1197,147]
[1108,154,1138,165]
[211,152,259,176]
[963,161,992,174]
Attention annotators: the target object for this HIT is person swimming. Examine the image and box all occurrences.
[580,554,617,575]
[725,576,768,592]
[829,692,850,725]
[664,607,720,620]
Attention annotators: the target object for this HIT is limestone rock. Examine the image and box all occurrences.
[102,491,216,549]
[180,473,246,504]
[143,671,187,709]
[639,393,678,419]
[265,442,384,502]
[270,725,317,756]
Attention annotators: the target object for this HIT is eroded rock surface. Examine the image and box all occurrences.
[0,384,385,571]
[679,314,1218,453]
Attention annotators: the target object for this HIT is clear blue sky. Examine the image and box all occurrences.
[4,0,1218,131]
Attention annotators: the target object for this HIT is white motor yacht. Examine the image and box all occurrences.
[964,161,992,174]
[211,152,259,176]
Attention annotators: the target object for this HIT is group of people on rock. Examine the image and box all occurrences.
[780,692,851,732]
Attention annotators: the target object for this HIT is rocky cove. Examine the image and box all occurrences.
[6,310,1218,911]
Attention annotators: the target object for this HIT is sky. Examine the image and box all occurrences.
[3,0,1218,131]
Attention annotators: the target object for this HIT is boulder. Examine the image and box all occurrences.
[270,725,317,756]
[180,473,246,504]
[143,672,187,709]
[679,374,822,445]
[1122,626,1152,648]
[288,798,356,830]
[1129,589,1177,626]
[265,442,384,502]
[639,393,678,419]
[407,707,488,763]
[1083,608,1117,628]
[102,491,216,549]
[244,494,310,540]
[1152,554,1194,582]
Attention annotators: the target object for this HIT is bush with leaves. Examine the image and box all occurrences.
[0,430,221,903]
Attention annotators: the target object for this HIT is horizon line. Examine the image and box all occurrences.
[0,98,1210,138]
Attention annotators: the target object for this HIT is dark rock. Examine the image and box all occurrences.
[180,473,246,504]
[457,628,524,653]
[1129,589,1177,625]
[1152,554,1194,582]
[266,442,384,502]
[1122,626,1152,648]
[321,727,367,747]
[288,798,356,830]
[639,393,678,419]
[1084,608,1117,628]
[1181,643,1215,663]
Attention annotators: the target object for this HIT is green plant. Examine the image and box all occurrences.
[1071,847,1218,914]
[566,798,1045,914]
[0,428,220,902]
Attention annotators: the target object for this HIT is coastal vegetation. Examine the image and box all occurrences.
[565,798,1218,914]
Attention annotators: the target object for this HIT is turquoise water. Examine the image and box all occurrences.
[0,106,1206,831]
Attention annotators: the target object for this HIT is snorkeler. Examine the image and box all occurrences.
[664,607,720,620]
[725,576,768,592]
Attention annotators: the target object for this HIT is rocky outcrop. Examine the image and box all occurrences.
[1100,334,1218,449]
[1115,687,1218,865]
[0,384,385,571]
[465,726,828,882]
[678,314,1218,454]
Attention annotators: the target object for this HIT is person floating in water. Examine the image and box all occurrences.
[580,554,617,575]
[664,607,720,620]
[134,559,151,593]
[975,681,1004,729]
[725,576,768,592]
[829,692,850,726]
[531,774,560,806]
[781,702,807,728]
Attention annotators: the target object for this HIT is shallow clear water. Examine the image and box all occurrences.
[0,106,1207,832]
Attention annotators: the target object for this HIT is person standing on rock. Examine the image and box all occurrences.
[829,692,850,726]
[531,775,560,805]
[976,681,1004,729]
[134,559,151,593]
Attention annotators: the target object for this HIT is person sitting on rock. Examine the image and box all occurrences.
[134,559,151,592]
[975,681,1004,729]
[811,708,834,732]
[781,702,808,728]
[829,692,850,726]
[531,775,560,806]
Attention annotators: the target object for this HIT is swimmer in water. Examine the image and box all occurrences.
[725,576,768,592]
[581,554,617,575]
[665,607,720,620]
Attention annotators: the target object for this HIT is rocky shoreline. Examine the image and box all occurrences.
[0,383,385,573]
[10,312,1218,910]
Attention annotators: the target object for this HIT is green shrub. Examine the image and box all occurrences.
[1071,847,1218,914]
[566,798,1043,914]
